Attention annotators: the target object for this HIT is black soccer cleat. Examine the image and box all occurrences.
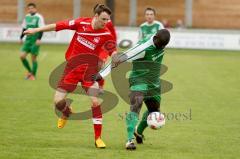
[134,131,144,144]
[125,140,136,150]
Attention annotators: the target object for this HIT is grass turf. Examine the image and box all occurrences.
[0,43,240,159]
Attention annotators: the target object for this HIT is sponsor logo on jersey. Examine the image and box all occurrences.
[93,37,100,43]
[77,35,96,50]
[69,20,75,26]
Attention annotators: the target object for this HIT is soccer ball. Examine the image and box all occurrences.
[147,112,165,130]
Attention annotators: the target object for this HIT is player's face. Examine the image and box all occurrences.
[27,6,37,15]
[95,12,110,29]
[145,10,155,24]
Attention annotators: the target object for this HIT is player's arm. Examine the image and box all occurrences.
[23,24,56,35]
[36,14,45,45]
[20,28,27,40]
[20,18,27,42]
[96,29,171,80]
[94,38,153,80]
[24,18,81,35]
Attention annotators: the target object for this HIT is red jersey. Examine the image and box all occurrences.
[55,17,116,61]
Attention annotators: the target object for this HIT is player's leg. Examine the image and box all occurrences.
[134,109,148,144]
[135,96,161,143]
[20,41,32,79]
[97,79,105,94]
[20,52,32,79]
[86,82,106,148]
[54,88,73,128]
[55,62,79,128]
[29,44,40,79]
[125,91,144,150]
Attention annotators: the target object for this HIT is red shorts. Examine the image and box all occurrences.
[57,62,97,92]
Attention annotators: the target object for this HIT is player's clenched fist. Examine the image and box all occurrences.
[111,53,128,68]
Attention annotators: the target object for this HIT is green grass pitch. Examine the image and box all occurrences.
[0,43,240,159]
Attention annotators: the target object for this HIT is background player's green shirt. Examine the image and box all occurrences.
[22,13,45,42]
[139,20,164,41]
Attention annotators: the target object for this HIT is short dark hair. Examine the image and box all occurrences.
[27,3,36,8]
[93,4,112,15]
[145,7,156,15]
[153,29,171,49]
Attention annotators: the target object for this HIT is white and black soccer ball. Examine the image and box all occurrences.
[147,112,165,130]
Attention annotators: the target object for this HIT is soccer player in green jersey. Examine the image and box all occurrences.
[94,29,170,150]
[139,8,164,41]
[20,3,45,80]
[131,7,165,148]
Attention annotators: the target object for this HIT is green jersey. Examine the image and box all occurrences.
[22,13,45,42]
[128,20,165,97]
[139,20,164,41]
[129,38,164,93]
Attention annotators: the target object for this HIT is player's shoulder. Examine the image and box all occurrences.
[106,20,113,28]
[75,17,92,24]
[153,20,163,25]
[35,13,44,19]
[139,22,148,27]
[153,20,164,28]
[25,13,31,17]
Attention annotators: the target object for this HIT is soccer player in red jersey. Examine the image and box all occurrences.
[24,4,117,148]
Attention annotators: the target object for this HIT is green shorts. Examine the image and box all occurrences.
[21,40,40,55]
[130,84,161,103]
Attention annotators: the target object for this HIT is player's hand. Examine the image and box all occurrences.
[19,39,23,45]
[35,39,41,46]
[92,73,103,81]
[111,53,122,68]
[111,53,127,68]
[23,28,39,35]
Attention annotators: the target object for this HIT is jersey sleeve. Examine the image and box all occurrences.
[21,17,26,29]
[55,18,81,31]
[157,21,165,30]
[138,27,143,40]
[37,14,45,27]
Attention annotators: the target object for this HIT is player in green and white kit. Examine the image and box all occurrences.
[130,7,165,149]
[94,28,170,150]
[20,3,45,80]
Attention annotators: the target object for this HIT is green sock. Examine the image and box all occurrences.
[32,61,38,76]
[137,110,149,135]
[126,112,139,141]
[21,58,31,73]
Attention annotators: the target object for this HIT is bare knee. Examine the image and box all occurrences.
[31,55,37,62]
[20,53,27,60]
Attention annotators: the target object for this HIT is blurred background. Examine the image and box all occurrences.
[1,0,240,29]
[0,0,240,50]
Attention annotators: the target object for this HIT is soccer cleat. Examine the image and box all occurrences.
[57,116,67,129]
[125,140,136,150]
[95,138,106,148]
[25,72,32,80]
[134,131,145,144]
[57,107,73,129]
[28,74,36,80]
